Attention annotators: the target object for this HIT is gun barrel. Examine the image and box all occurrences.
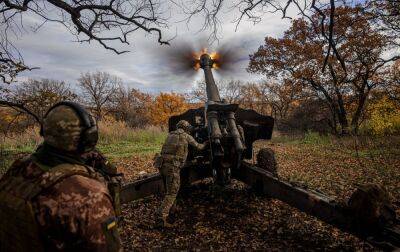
[200,54,221,102]
[227,112,245,152]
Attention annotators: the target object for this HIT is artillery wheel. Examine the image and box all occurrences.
[347,184,396,231]
[256,148,278,177]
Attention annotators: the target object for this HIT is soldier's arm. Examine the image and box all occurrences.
[35,175,122,251]
[82,149,119,175]
[185,133,207,150]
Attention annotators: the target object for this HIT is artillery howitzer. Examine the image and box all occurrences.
[121,53,400,249]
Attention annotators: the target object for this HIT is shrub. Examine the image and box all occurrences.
[280,99,334,134]
[0,127,41,152]
[301,130,331,145]
[366,97,400,135]
[97,117,166,145]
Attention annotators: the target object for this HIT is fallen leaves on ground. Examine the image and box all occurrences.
[114,139,399,250]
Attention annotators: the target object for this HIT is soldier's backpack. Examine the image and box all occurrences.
[0,157,104,252]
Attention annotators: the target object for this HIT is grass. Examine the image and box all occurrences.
[98,140,163,159]
[0,120,167,174]
[96,120,166,160]
[1,124,399,249]
[113,130,399,250]
[256,132,400,203]
[1,123,399,205]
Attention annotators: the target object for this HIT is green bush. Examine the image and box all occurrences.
[301,131,331,145]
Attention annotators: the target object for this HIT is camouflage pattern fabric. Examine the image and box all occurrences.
[161,128,205,162]
[176,120,192,132]
[42,106,82,152]
[157,162,180,220]
[82,149,123,217]
[0,155,122,251]
[157,128,206,223]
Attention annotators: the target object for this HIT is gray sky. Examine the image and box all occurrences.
[14,4,294,93]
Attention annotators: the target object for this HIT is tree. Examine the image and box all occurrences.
[248,6,399,134]
[112,86,152,127]
[386,60,400,105]
[1,0,399,85]
[15,78,76,119]
[0,78,76,133]
[367,0,400,35]
[260,80,302,120]
[190,80,244,104]
[238,83,263,112]
[0,0,170,83]
[368,96,400,135]
[78,71,119,121]
[150,92,188,127]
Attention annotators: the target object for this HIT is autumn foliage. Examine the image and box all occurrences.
[1,5,400,136]
[248,5,398,134]
[149,92,189,127]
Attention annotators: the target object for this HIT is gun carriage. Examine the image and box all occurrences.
[121,53,400,250]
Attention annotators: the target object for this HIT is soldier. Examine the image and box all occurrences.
[155,120,208,228]
[0,101,122,251]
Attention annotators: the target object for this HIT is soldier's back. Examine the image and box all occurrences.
[0,155,119,252]
[161,129,188,159]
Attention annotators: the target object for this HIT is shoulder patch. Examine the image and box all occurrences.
[103,216,118,230]
[101,216,122,251]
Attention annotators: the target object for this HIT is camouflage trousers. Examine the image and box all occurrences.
[157,162,181,220]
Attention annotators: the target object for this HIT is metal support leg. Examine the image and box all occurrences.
[233,161,400,250]
[121,163,212,204]
[120,161,400,249]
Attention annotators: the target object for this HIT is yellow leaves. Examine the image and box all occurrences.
[0,107,28,133]
[149,92,189,127]
[368,96,400,135]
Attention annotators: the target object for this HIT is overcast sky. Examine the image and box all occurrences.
[13,4,295,93]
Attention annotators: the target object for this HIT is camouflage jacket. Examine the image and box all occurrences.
[161,128,206,164]
[0,153,122,251]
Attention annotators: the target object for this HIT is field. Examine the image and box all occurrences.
[1,128,399,250]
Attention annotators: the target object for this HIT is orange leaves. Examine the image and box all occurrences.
[248,5,396,134]
[149,92,189,127]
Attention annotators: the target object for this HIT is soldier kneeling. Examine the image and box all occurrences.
[0,101,122,251]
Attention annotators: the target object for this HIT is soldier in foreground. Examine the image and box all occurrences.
[155,120,208,228]
[0,101,122,251]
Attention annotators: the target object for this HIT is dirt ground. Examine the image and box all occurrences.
[115,139,400,250]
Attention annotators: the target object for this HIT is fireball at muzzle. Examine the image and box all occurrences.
[164,41,241,76]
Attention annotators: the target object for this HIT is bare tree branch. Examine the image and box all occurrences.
[0,0,172,82]
[0,100,41,124]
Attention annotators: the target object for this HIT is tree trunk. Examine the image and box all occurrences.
[334,85,349,135]
[351,93,368,134]
[337,109,349,135]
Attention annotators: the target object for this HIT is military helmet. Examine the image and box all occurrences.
[176,120,192,132]
[41,101,98,153]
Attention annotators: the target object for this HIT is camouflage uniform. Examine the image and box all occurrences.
[156,121,206,226]
[0,102,122,251]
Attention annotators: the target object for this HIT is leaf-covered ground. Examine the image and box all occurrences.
[115,136,400,250]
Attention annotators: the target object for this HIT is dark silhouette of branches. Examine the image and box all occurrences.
[0,32,38,83]
[0,100,41,124]
[179,0,347,72]
[1,0,398,82]
[0,0,172,82]
[78,71,119,121]
[230,0,345,72]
